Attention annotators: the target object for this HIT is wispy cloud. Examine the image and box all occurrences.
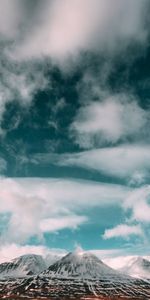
[0,178,128,243]
[0,243,67,264]
[124,186,150,223]
[103,224,143,240]
[54,145,150,183]
[89,249,124,260]
[40,215,88,233]
[103,186,150,242]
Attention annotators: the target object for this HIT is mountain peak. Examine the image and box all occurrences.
[74,246,85,256]
[0,254,47,277]
[43,250,126,280]
[119,256,150,279]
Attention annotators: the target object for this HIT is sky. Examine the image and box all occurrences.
[0,0,150,263]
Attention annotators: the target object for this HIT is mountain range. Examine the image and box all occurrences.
[0,251,150,299]
[42,250,127,280]
[1,251,150,280]
[0,250,150,299]
[119,256,150,279]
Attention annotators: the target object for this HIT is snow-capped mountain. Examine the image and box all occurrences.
[42,249,128,280]
[119,256,150,279]
[0,254,47,277]
[1,251,150,299]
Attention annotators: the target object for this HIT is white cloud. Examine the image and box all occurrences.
[0,0,22,39]
[0,178,128,243]
[71,95,147,147]
[12,0,149,64]
[0,243,127,265]
[0,0,148,126]
[0,243,67,264]
[57,145,150,181]
[124,185,150,222]
[88,249,124,260]
[0,0,148,132]
[0,244,47,263]
[103,224,143,240]
[101,185,150,243]
[40,215,88,232]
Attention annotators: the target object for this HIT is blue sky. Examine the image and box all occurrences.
[0,0,150,261]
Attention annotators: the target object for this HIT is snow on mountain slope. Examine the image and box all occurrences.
[103,255,150,270]
[0,254,47,277]
[119,257,150,279]
[42,249,129,280]
[45,251,67,267]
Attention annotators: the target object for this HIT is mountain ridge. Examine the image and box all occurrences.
[42,250,130,281]
[0,254,47,277]
[119,256,150,279]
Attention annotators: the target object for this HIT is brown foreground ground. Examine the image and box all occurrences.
[0,277,150,300]
[0,295,148,300]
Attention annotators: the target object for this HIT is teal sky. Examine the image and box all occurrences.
[0,0,150,261]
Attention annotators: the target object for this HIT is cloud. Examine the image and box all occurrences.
[0,178,128,243]
[102,185,150,243]
[0,0,22,40]
[124,185,150,223]
[89,249,124,260]
[0,1,149,255]
[40,215,88,233]
[0,243,129,264]
[11,0,149,64]
[71,95,147,148]
[0,243,67,264]
[0,0,148,133]
[129,172,147,187]
[0,58,48,117]
[0,54,49,135]
[103,224,143,240]
[56,145,150,182]
[0,2,48,132]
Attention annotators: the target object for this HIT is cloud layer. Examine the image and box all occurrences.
[12,0,149,63]
[0,0,150,256]
[0,0,149,134]
[56,145,150,183]
[0,178,128,243]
